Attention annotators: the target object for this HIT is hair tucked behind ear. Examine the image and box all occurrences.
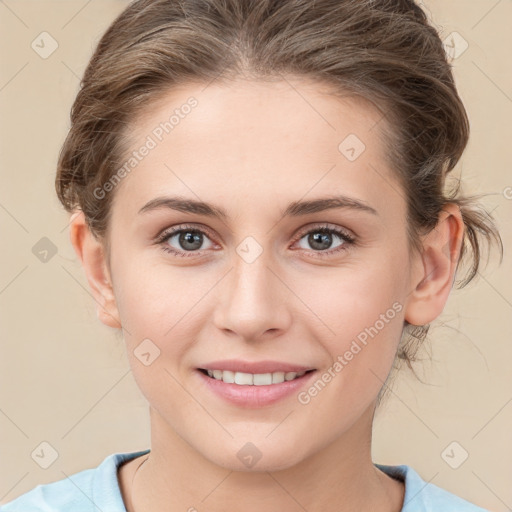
[55,0,504,403]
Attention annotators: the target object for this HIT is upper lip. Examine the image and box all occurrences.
[198,360,316,374]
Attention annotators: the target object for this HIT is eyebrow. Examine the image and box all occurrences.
[138,194,378,219]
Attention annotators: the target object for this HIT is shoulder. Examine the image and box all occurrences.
[375,463,491,512]
[0,449,150,512]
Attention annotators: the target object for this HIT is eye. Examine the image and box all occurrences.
[155,223,356,259]
[155,224,216,258]
[292,224,355,256]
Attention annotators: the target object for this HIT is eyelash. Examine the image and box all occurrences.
[154,223,356,259]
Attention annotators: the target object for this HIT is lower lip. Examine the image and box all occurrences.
[195,369,317,408]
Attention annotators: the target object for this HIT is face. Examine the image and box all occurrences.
[102,78,418,471]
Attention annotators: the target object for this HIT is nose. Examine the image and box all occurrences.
[212,251,293,342]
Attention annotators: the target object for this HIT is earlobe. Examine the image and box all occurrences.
[69,211,122,329]
[404,204,464,326]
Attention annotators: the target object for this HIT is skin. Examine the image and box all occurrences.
[70,77,464,512]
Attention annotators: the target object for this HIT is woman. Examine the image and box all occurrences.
[2,0,502,510]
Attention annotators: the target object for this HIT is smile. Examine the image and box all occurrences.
[198,368,315,385]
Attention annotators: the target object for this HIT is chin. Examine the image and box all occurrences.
[202,439,307,473]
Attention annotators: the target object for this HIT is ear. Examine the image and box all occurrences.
[69,211,122,329]
[404,203,465,326]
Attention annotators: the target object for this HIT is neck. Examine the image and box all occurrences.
[121,404,404,512]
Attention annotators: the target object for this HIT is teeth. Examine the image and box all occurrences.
[205,369,308,385]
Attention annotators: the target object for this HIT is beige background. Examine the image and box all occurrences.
[0,1,511,509]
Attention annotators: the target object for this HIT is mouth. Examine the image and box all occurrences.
[197,368,316,386]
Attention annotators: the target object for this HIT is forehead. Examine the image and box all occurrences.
[132,77,386,148]
[113,78,402,222]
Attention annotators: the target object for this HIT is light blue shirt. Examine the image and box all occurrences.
[1,449,490,511]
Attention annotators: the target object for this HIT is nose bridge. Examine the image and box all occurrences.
[213,243,291,340]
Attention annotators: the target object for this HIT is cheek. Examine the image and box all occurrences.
[111,258,201,408]
[294,281,404,424]
[111,256,214,394]
[296,261,405,384]
[302,262,403,336]
[112,253,200,336]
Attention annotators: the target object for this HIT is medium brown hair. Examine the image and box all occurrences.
[55,0,503,400]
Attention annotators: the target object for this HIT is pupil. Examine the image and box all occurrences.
[309,232,332,250]
[180,231,202,250]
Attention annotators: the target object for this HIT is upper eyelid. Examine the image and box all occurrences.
[296,223,353,238]
[156,223,214,239]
